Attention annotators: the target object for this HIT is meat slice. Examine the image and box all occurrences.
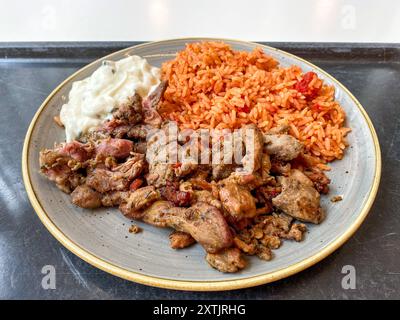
[145,122,196,187]
[95,138,133,159]
[81,94,144,141]
[142,81,167,127]
[146,162,175,188]
[160,180,192,207]
[241,124,264,173]
[259,185,282,201]
[39,141,91,193]
[210,131,236,180]
[280,223,307,242]
[112,154,145,179]
[212,164,235,180]
[303,168,331,194]
[86,169,128,193]
[272,170,324,224]
[263,134,303,161]
[57,141,93,162]
[86,154,145,193]
[109,124,132,139]
[127,124,149,139]
[112,93,143,124]
[41,164,83,194]
[101,191,129,207]
[119,186,161,219]
[218,180,256,220]
[145,81,167,109]
[71,184,102,209]
[40,141,93,166]
[255,213,307,241]
[165,202,233,253]
[142,201,233,253]
[145,135,176,188]
[169,231,196,249]
[206,248,247,273]
[261,152,271,180]
[84,119,125,141]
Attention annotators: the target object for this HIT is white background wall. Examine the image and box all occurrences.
[1,0,399,42]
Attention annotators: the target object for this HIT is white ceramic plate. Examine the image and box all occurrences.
[22,38,381,291]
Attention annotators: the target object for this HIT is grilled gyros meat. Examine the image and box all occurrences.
[40,68,332,273]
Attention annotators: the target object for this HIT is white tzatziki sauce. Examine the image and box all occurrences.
[60,55,160,142]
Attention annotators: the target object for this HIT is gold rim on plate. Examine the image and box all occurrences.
[22,38,381,291]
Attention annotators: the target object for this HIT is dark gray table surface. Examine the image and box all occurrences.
[1,42,399,300]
